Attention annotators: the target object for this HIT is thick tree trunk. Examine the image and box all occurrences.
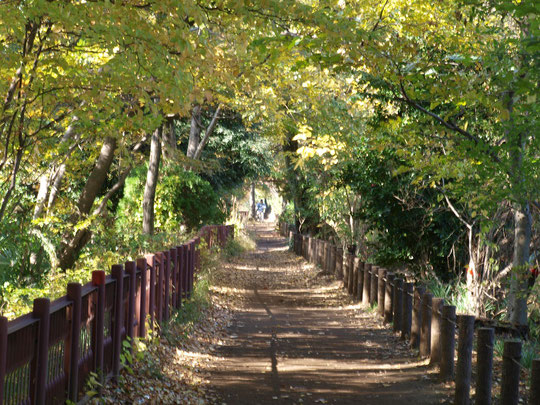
[143,126,162,235]
[508,203,532,326]
[161,119,176,162]
[504,91,530,327]
[186,105,201,159]
[58,136,117,270]
[77,137,117,215]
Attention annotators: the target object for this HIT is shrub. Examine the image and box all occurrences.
[117,164,225,235]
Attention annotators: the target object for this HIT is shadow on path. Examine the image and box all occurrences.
[209,223,451,405]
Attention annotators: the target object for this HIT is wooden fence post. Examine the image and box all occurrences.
[530,359,540,405]
[370,265,378,306]
[475,327,494,405]
[136,257,147,338]
[0,316,6,405]
[92,270,105,386]
[170,248,177,309]
[430,297,445,365]
[156,253,163,323]
[183,244,189,300]
[175,246,183,307]
[125,261,137,342]
[329,245,336,275]
[357,260,364,302]
[440,305,456,381]
[111,264,124,379]
[322,240,327,269]
[147,254,156,330]
[363,263,371,306]
[378,269,386,318]
[189,240,195,295]
[393,278,403,334]
[335,247,343,280]
[307,237,313,263]
[401,282,413,340]
[411,286,425,349]
[455,314,475,405]
[501,340,521,405]
[67,283,82,402]
[33,297,50,405]
[419,292,433,358]
[163,251,170,321]
[384,273,395,323]
[327,243,333,274]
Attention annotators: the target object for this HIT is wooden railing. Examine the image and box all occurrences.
[282,223,540,405]
[0,224,234,405]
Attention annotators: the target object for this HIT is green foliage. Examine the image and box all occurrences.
[156,166,225,232]
[117,164,225,235]
[278,202,295,226]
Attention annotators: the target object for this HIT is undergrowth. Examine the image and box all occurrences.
[127,226,254,367]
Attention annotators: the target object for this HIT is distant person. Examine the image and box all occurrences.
[256,199,266,221]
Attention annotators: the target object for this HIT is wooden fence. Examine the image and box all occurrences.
[281,223,540,405]
[0,224,234,405]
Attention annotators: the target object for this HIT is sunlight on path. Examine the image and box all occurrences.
[208,223,452,404]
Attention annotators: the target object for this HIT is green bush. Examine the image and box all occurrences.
[278,201,295,226]
[155,166,225,232]
[117,164,225,235]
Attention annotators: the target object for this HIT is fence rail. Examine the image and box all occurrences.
[0,224,234,405]
[281,223,539,405]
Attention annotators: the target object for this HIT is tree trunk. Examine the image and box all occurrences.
[186,105,201,159]
[143,126,162,235]
[192,104,221,160]
[506,88,530,326]
[58,136,117,270]
[47,164,66,210]
[161,118,176,163]
[33,174,50,220]
[77,137,117,215]
[0,145,23,222]
[508,203,531,326]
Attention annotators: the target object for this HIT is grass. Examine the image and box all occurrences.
[422,277,478,314]
[221,229,256,260]
[493,337,539,370]
[165,225,255,340]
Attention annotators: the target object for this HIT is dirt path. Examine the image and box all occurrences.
[209,224,451,405]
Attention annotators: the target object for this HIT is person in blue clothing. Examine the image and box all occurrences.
[256,199,266,221]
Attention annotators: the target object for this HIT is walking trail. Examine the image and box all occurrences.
[209,223,452,405]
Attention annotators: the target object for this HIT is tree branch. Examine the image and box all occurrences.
[193,104,222,160]
[398,81,502,165]
[372,0,389,32]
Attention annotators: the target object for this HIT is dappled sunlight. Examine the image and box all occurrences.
[209,224,452,404]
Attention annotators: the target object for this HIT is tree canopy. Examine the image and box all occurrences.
[0,0,538,327]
